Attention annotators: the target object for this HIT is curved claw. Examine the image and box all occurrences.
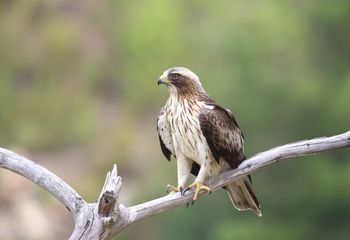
[179,186,184,194]
[180,187,189,195]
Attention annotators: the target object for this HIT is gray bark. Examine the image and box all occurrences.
[1,130,349,239]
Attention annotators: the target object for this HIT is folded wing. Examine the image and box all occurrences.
[157,107,175,161]
[199,103,245,169]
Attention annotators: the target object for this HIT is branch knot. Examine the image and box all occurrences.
[98,191,117,217]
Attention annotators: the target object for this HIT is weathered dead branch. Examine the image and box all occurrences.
[1,130,349,239]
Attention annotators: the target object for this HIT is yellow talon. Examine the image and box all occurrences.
[188,181,211,201]
[166,184,181,194]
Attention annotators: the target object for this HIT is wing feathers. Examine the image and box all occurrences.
[158,135,172,161]
[157,107,175,161]
[199,103,245,169]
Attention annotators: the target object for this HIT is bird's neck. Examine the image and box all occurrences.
[165,94,202,120]
[168,87,212,104]
[165,90,213,115]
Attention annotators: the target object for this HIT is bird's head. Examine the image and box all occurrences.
[157,67,204,96]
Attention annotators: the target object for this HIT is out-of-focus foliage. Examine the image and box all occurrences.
[0,0,349,239]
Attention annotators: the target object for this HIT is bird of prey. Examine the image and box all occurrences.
[157,67,261,216]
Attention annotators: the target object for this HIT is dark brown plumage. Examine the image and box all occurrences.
[199,103,245,169]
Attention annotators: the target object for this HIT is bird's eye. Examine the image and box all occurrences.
[172,73,180,80]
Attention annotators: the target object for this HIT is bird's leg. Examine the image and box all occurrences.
[166,156,191,195]
[187,162,211,201]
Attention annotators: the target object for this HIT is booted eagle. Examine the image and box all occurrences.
[157,67,261,216]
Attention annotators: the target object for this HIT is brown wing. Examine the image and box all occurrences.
[199,103,245,169]
[157,107,175,161]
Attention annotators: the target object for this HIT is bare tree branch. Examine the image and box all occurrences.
[1,130,350,239]
[0,148,85,219]
[127,130,350,224]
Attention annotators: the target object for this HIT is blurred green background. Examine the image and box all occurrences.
[0,0,350,239]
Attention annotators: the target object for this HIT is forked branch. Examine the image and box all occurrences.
[1,130,349,239]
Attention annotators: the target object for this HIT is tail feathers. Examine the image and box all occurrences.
[226,176,262,217]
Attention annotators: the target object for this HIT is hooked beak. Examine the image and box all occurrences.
[157,79,165,86]
[157,72,171,86]
[157,79,171,86]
